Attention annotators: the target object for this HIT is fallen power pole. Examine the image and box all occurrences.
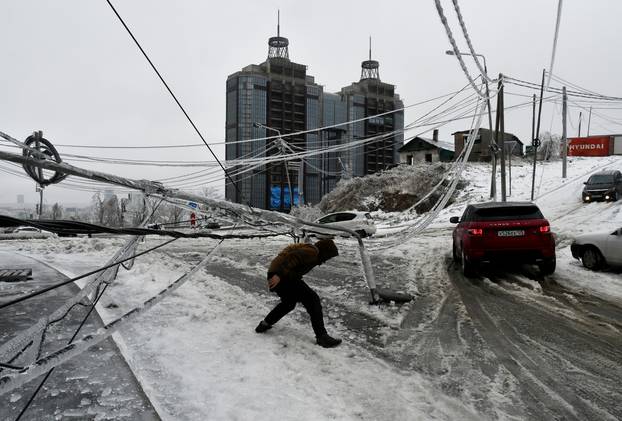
[0,131,386,303]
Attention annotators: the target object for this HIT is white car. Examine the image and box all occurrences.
[306,211,377,238]
[571,227,622,270]
[13,226,41,233]
[10,226,56,238]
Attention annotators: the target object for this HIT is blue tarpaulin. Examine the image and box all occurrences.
[270,185,299,209]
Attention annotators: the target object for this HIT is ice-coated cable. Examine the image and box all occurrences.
[451,0,491,82]
[434,0,485,97]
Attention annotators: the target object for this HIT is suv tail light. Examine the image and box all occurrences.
[539,225,550,233]
[468,228,483,236]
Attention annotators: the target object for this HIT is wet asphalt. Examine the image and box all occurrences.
[0,251,159,421]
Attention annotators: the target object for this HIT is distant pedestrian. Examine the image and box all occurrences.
[255,239,342,348]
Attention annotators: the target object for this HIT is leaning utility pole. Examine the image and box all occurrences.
[562,86,568,178]
[497,74,507,202]
[483,69,495,200]
[34,131,45,219]
[532,94,536,142]
[281,140,294,210]
[587,106,592,137]
[297,162,304,207]
[578,111,582,137]
[530,69,546,201]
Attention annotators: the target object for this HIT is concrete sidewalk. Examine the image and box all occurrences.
[0,251,159,421]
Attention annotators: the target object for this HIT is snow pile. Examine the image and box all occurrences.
[319,163,465,213]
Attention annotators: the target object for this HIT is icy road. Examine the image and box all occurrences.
[1,157,622,420]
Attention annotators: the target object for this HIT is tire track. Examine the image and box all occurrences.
[453,262,622,421]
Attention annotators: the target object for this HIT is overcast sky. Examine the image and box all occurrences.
[2,0,622,206]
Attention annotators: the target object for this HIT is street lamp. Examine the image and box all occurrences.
[254,122,295,210]
[445,50,500,200]
[445,50,487,74]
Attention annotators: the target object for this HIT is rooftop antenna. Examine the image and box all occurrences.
[268,10,289,60]
[360,36,379,80]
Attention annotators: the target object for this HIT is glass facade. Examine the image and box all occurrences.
[225,48,403,210]
[305,84,321,204]
[225,73,268,207]
[340,81,403,177]
[348,95,366,177]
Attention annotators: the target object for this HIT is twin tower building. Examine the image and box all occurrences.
[225,23,404,211]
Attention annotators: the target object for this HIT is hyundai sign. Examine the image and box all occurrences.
[568,136,611,157]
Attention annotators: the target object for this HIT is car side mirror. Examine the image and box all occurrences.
[583,182,587,185]
[449,216,460,224]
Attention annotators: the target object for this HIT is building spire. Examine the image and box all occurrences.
[360,36,379,80]
[268,10,289,60]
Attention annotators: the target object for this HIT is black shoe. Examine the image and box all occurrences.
[255,320,272,333]
[316,334,342,348]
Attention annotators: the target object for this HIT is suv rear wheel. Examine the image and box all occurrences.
[539,257,556,275]
[452,243,459,263]
[582,247,604,270]
[461,249,476,277]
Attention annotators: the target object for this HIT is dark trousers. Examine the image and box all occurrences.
[264,278,327,338]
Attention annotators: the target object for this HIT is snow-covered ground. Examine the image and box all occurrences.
[1,155,621,420]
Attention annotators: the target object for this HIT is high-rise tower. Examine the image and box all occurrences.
[340,38,404,176]
[225,29,404,210]
[225,14,322,211]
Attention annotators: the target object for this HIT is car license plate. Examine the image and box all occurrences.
[497,230,525,237]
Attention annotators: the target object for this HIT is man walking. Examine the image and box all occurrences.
[255,239,342,348]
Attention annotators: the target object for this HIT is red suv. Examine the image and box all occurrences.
[450,202,556,276]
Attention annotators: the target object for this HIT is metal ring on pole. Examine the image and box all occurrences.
[22,133,67,186]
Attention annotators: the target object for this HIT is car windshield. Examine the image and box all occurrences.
[587,174,614,184]
[319,213,356,223]
[472,206,543,221]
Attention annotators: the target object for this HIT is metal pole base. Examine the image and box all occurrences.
[369,287,414,305]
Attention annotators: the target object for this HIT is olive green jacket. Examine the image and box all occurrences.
[267,243,320,282]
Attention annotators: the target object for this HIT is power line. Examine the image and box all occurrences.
[103,0,245,204]
[505,75,622,101]
[434,0,485,96]
[48,87,478,150]
[545,0,564,92]
[451,0,491,82]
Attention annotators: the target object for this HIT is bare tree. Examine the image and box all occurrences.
[131,196,147,226]
[102,195,123,227]
[91,193,105,224]
[200,185,223,200]
[168,203,185,225]
[51,203,63,220]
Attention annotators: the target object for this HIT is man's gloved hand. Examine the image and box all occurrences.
[268,274,281,289]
